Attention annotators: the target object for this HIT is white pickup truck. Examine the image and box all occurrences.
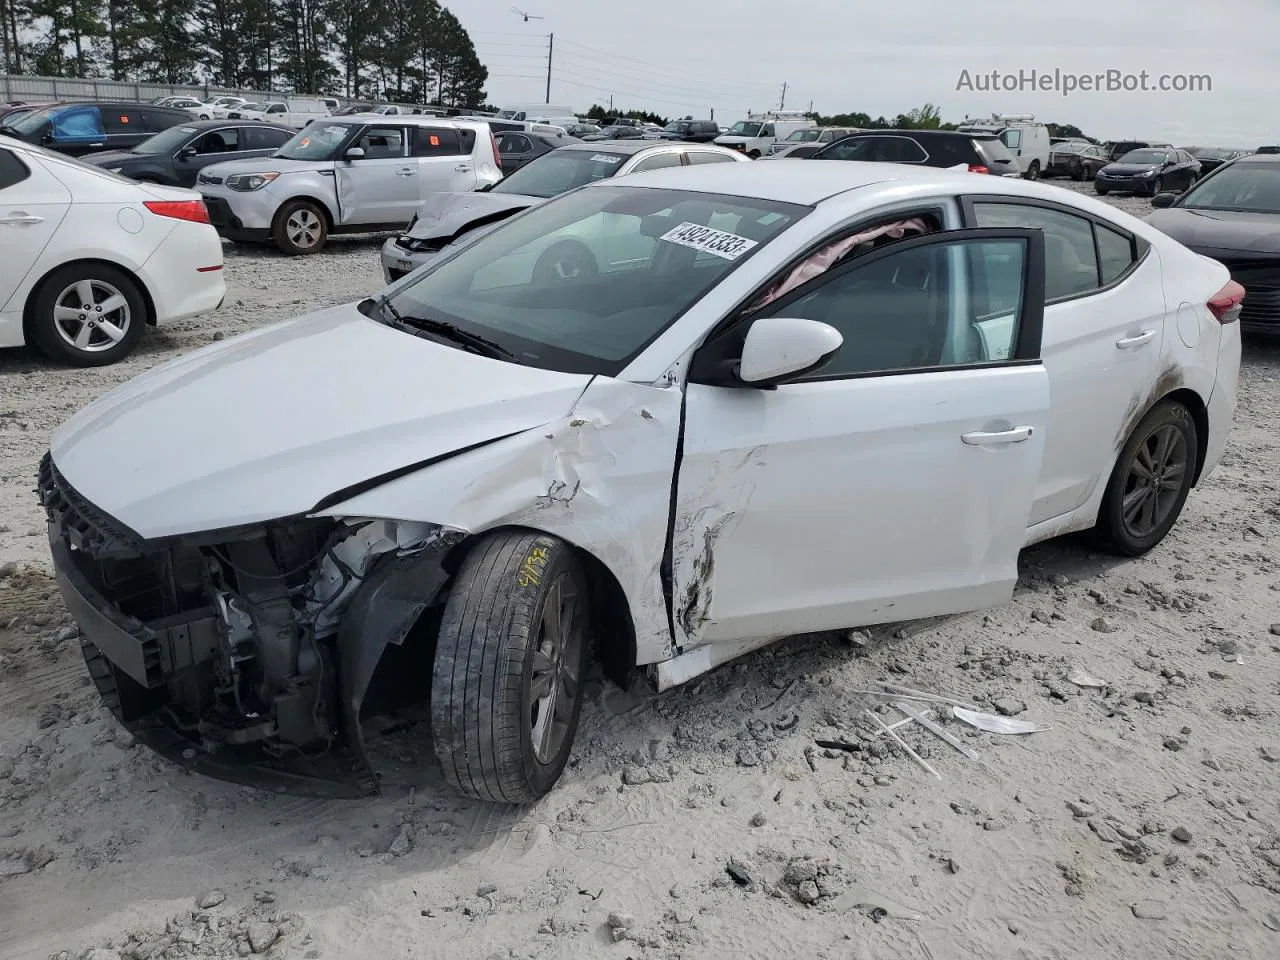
[232,97,330,130]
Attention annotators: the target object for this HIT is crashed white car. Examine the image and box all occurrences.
[41,160,1241,803]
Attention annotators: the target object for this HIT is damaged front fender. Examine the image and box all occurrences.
[315,376,685,666]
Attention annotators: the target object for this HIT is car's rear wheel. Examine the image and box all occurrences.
[273,199,328,255]
[1025,160,1041,180]
[28,264,146,366]
[1072,161,1086,181]
[1095,400,1198,556]
[748,149,761,159]
[430,530,590,803]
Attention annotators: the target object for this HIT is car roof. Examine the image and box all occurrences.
[840,129,998,140]
[1231,153,1280,164]
[174,118,290,129]
[559,140,715,156]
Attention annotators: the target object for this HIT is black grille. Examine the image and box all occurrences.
[38,452,142,559]
[398,235,444,254]
[387,267,409,282]
[199,173,224,185]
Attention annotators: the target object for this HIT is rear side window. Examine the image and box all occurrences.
[103,108,145,133]
[876,137,927,162]
[1096,224,1136,283]
[245,126,291,149]
[140,108,185,132]
[414,127,462,156]
[926,137,980,166]
[687,151,737,164]
[972,202,1100,300]
[0,148,30,189]
[631,151,682,172]
[819,137,876,162]
[973,137,1015,163]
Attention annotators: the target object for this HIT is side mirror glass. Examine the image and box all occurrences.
[737,316,843,386]
[178,146,197,159]
[344,146,365,161]
[1151,191,1178,208]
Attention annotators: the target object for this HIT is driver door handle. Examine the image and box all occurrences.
[396,167,417,177]
[962,426,1034,446]
[1116,329,1157,349]
[0,213,44,226]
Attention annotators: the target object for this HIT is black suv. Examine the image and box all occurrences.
[0,101,193,156]
[654,119,720,142]
[812,130,1020,176]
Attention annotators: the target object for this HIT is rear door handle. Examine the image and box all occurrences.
[396,167,417,177]
[962,426,1034,446]
[0,213,44,226]
[1116,329,1157,349]
[455,164,472,172]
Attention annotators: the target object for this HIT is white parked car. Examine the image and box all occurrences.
[0,134,225,365]
[204,97,249,120]
[198,117,502,254]
[42,161,1239,803]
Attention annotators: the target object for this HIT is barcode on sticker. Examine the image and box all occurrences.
[590,154,623,164]
[659,222,758,261]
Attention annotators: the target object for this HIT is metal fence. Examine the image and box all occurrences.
[1,73,284,105]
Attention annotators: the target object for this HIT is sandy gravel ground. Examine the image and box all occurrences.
[2,183,1279,960]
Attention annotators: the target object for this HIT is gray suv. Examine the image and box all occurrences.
[197,117,502,254]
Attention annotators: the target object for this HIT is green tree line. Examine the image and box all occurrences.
[0,0,489,107]
[811,103,1091,141]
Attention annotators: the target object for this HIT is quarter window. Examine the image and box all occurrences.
[876,137,927,163]
[0,148,29,190]
[761,236,1033,378]
[631,152,682,172]
[687,151,736,164]
[1096,223,1136,283]
[971,202,1100,300]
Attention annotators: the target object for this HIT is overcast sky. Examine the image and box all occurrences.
[450,0,1275,146]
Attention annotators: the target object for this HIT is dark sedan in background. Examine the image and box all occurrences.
[813,129,1021,176]
[1095,147,1201,196]
[495,129,579,174]
[580,124,646,141]
[1187,146,1252,173]
[1148,153,1280,332]
[82,119,293,187]
[1046,141,1108,180]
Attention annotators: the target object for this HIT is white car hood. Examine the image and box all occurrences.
[202,155,333,178]
[50,304,593,539]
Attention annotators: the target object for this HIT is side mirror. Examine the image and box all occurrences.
[344,146,365,161]
[178,146,197,160]
[737,316,843,386]
[1151,191,1178,208]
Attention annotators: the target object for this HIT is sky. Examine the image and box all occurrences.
[449,0,1277,146]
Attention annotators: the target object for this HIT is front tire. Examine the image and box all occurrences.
[273,199,328,255]
[1025,160,1041,180]
[430,531,590,804]
[28,264,146,366]
[1094,183,1109,195]
[1150,176,1164,197]
[1095,400,1198,557]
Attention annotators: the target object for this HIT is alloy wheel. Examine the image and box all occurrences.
[53,279,131,353]
[285,208,322,249]
[1120,423,1189,539]
[528,574,584,764]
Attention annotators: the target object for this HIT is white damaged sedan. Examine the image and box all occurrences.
[41,160,1241,802]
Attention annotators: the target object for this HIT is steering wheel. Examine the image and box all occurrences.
[532,239,600,282]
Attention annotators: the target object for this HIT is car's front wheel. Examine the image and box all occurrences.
[273,199,328,255]
[28,264,146,366]
[1094,182,1109,195]
[1095,399,1198,556]
[430,530,590,803]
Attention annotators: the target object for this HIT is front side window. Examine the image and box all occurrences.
[971,202,1100,300]
[1001,129,1022,149]
[760,236,1033,377]
[384,186,805,374]
[728,121,763,137]
[266,104,286,115]
[357,126,406,158]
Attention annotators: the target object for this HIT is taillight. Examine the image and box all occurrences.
[143,199,210,224]
[490,131,501,170]
[1207,279,1245,323]
[967,164,989,174]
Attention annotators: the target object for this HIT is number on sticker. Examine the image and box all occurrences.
[516,546,550,587]
[659,221,758,261]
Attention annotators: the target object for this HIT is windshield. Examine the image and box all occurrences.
[1179,164,1280,213]
[664,122,692,133]
[275,122,353,160]
[133,125,199,155]
[786,129,821,142]
[492,150,629,198]
[8,107,52,135]
[1120,149,1169,164]
[728,121,763,137]
[385,185,805,374]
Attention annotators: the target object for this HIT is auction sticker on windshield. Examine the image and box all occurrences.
[660,221,759,260]
[590,154,623,164]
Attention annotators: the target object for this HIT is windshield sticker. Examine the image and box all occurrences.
[659,221,758,261]
[590,153,623,164]
[324,125,347,135]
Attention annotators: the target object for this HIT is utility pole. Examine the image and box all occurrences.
[779,81,787,110]
[545,33,554,104]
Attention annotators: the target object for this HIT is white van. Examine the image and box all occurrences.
[252,97,331,130]
[496,104,574,122]
[714,112,816,158]
[956,114,1051,179]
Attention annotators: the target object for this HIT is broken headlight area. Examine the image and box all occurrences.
[38,452,453,796]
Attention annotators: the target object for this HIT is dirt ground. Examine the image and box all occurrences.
[2,182,1279,960]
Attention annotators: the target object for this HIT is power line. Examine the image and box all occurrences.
[550,63,749,106]
[553,37,775,94]
[550,53,761,101]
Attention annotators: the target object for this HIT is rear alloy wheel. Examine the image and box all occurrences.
[29,264,145,366]
[1096,400,1198,556]
[273,199,328,255]
[430,530,590,803]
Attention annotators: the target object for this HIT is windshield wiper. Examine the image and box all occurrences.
[373,295,517,361]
